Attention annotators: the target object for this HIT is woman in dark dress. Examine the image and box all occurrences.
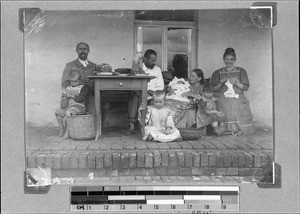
[211,48,254,135]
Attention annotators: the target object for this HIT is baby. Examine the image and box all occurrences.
[196,83,225,135]
[55,70,91,138]
[138,90,182,142]
[166,77,190,102]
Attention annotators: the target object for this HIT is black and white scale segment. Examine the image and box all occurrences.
[70,185,239,212]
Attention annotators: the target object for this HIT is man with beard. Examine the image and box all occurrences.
[126,49,164,135]
[60,42,96,114]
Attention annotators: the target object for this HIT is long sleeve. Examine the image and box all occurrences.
[211,70,220,86]
[198,100,207,114]
[239,68,250,91]
[166,109,175,129]
[61,63,72,89]
[138,106,151,125]
[74,85,91,103]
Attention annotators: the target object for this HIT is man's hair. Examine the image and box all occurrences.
[153,90,166,99]
[76,42,89,50]
[69,70,81,79]
[144,49,157,58]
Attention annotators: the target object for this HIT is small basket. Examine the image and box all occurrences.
[67,114,96,140]
[178,126,206,141]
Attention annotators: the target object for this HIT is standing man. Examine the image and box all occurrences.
[60,42,96,114]
[126,49,164,134]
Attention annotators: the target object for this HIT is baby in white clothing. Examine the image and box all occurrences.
[166,77,190,102]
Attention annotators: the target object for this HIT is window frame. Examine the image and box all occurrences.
[134,20,198,77]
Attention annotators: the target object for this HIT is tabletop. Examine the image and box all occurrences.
[86,75,156,80]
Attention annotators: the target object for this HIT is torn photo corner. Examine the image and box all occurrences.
[26,167,52,187]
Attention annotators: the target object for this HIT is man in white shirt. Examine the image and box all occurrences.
[126,49,164,134]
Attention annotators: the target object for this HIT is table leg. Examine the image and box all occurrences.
[95,81,101,141]
[141,81,148,137]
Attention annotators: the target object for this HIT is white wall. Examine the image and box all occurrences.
[197,9,273,128]
[25,9,273,128]
[25,10,134,126]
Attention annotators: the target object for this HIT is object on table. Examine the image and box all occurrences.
[130,54,145,75]
[94,63,113,75]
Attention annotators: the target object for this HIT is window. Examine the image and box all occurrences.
[134,11,197,78]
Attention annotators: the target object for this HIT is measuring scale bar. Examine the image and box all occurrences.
[70,186,239,212]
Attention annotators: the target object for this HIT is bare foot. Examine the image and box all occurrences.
[62,129,69,139]
[58,129,64,137]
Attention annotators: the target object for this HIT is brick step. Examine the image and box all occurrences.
[50,166,268,178]
[27,149,272,177]
[51,175,265,185]
[28,135,273,151]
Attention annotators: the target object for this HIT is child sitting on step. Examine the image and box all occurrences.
[55,70,91,138]
[138,90,182,142]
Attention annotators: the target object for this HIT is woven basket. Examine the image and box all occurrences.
[178,126,206,141]
[67,114,96,140]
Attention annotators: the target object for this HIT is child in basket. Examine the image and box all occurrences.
[138,90,182,142]
[55,70,91,138]
[196,83,225,135]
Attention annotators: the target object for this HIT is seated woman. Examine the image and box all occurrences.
[165,69,204,128]
[211,47,254,135]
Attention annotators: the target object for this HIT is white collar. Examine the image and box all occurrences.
[78,58,88,67]
[142,63,155,71]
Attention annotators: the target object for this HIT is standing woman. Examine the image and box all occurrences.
[211,48,254,135]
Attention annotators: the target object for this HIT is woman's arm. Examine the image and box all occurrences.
[213,81,225,92]
[238,68,250,91]
[230,69,249,91]
[211,70,226,92]
[181,92,202,100]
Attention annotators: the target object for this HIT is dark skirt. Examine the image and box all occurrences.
[196,111,224,128]
[215,93,253,133]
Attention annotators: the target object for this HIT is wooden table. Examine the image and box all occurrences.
[87,75,155,141]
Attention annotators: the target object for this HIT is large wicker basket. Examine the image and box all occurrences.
[67,114,96,140]
[178,126,206,141]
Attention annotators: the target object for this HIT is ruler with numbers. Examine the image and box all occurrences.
[70,186,239,213]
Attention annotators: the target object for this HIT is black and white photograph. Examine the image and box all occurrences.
[1,1,299,213]
[25,8,273,186]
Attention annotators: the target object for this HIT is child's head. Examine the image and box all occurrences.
[153,90,166,109]
[69,70,81,87]
[202,83,214,98]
